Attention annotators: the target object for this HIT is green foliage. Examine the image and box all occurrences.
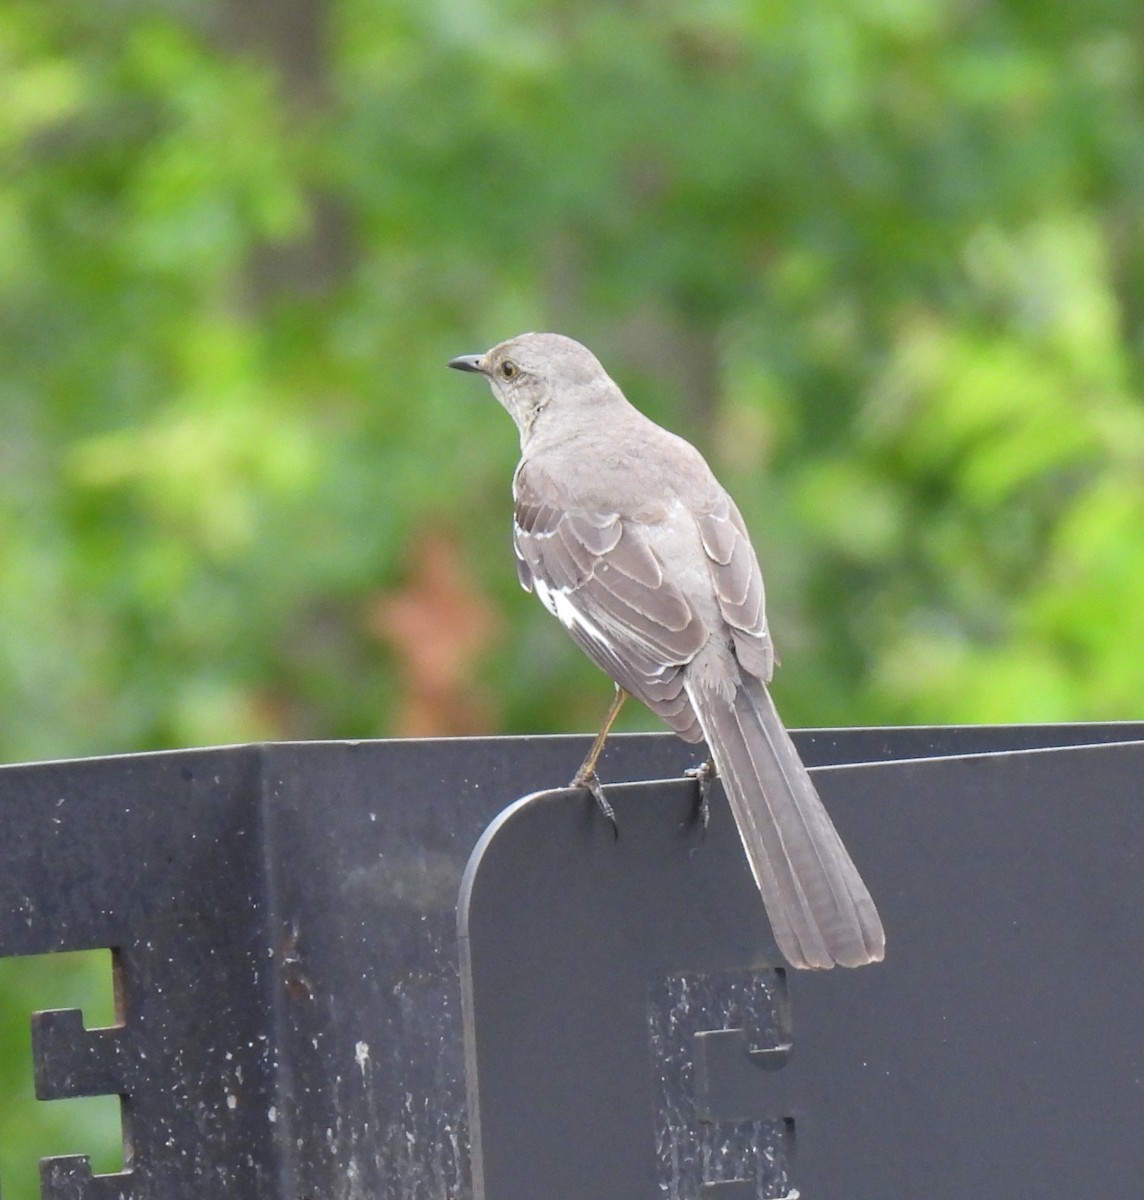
[2,0,1144,1188]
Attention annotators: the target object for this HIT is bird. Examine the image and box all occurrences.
[448,332,884,970]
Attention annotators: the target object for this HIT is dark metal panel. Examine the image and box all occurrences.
[0,747,278,1198]
[794,720,1144,766]
[253,733,782,1197]
[3,726,1143,1199]
[459,779,793,1200]
[460,739,1144,1200]
[791,741,1144,1199]
[0,735,716,1199]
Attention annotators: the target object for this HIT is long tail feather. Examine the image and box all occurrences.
[687,675,885,969]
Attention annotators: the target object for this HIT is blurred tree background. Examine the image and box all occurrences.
[2,0,1143,1192]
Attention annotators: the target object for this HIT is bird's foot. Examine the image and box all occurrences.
[684,757,718,833]
[571,767,619,840]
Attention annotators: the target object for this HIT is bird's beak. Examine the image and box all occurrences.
[447,354,485,374]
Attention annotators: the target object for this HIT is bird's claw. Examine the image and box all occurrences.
[572,768,619,839]
[684,758,718,833]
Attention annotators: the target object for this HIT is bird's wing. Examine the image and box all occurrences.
[693,491,775,682]
[513,465,707,738]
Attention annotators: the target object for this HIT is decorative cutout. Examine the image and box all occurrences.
[648,968,797,1199]
[26,950,132,1199]
[0,949,125,1198]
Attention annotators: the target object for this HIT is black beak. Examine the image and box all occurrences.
[447,354,485,374]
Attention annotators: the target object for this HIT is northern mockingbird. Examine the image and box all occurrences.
[449,332,884,970]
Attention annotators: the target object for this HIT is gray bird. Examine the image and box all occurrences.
[449,332,884,970]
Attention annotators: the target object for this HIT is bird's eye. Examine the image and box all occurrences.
[501,361,517,379]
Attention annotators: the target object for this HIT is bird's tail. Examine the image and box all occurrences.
[687,674,885,969]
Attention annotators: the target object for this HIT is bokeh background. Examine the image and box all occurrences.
[3,0,1143,1192]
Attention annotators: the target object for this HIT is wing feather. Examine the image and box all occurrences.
[513,462,775,721]
[695,494,774,681]
[513,464,707,737]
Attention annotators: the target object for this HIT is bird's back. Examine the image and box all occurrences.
[524,396,724,523]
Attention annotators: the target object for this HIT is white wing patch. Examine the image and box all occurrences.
[533,576,612,648]
[531,575,558,616]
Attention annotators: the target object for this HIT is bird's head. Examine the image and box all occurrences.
[448,332,616,444]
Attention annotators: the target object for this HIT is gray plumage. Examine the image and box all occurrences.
[449,332,884,969]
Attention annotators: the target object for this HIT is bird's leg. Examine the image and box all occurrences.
[684,756,718,832]
[571,685,627,838]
